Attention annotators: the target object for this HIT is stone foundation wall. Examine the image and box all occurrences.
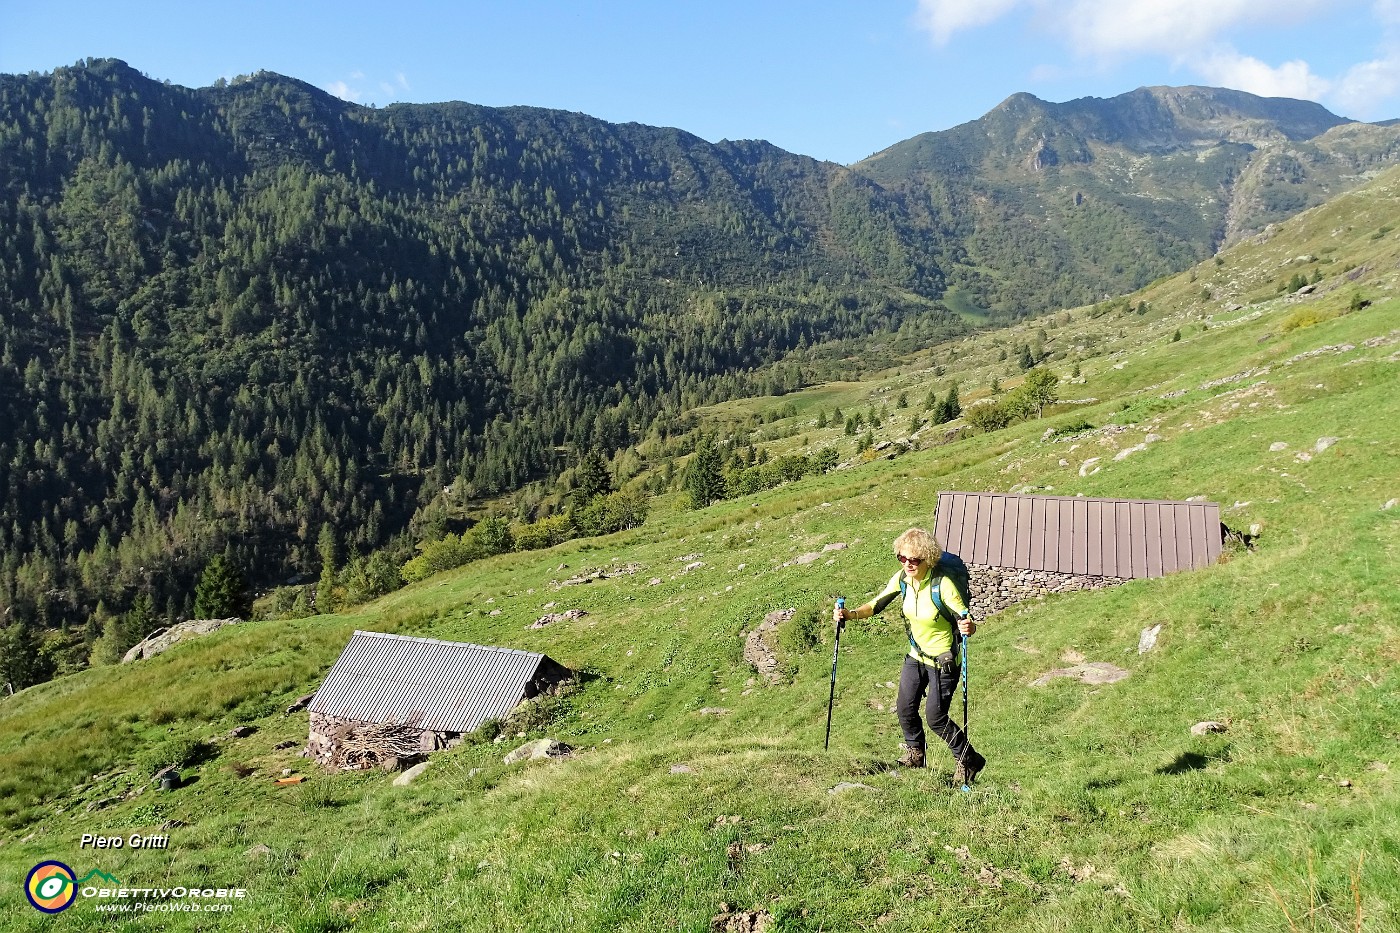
[967,565,1128,620]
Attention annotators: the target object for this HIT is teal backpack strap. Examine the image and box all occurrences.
[899,576,941,665]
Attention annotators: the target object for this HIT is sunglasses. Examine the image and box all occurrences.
[896,554,922,565]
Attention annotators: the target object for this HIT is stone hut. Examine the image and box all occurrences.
[306,631,570,770]
[934,491,1221,619]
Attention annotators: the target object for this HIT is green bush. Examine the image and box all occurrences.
[777,602,822,655]
[135,737,216,779]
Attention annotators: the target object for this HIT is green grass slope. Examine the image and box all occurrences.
[2,168,1398,932]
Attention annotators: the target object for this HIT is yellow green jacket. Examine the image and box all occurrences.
[871,570,968,661]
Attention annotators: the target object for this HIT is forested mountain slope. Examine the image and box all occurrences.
[0,58,954,665]
[2,59,1396,689]
[0,153,1395,933]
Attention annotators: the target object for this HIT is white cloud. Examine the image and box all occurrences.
[378,74,412,98]
[1189,46,1333,101]
[1061,0,1332,58]
[913,0,1027,45]
[915,0,1332,52]
[1331,55,1400,116]
[326,80,362,102]
[912,0,1400,115]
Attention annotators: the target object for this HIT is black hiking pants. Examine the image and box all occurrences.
[896,652,972,763]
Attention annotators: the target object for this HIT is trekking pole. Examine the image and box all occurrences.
[824,598,845,750]
[959,626,972,792]
[960,628,970,738]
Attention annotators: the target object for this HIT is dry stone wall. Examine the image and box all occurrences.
[967,565,1128,620]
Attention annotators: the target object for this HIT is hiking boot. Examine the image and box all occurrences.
[897,746,926,769]
[953,750,986,786]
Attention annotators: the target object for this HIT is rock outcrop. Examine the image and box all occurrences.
[122,618,242,662]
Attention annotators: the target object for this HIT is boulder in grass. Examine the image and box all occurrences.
[502,738,573,765]
[1191,721,1227,736]
[1030,662,1130,687]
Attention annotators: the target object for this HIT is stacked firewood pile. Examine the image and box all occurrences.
[332,720,423,771]
[306,713,430,771]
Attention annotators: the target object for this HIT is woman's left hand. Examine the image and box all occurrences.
[958,618,977,636]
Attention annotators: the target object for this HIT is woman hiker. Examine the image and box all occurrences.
[834,528,986,785]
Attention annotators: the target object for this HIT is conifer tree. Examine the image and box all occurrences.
[684,436,726,509]
[193,554,245,619]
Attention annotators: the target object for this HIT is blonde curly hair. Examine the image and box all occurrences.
[892,528,942,566]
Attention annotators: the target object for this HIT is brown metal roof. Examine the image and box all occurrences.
[934,491,1221,579]
[309,632,566,733]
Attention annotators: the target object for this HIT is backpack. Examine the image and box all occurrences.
[898,551,972,627]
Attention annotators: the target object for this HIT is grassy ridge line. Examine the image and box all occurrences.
[2,179,1399,929]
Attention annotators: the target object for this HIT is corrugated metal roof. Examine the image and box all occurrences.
[309,631,555,733]
[934,491,1221,579]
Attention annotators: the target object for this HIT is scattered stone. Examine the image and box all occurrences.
[649,577,662,585]
[1338,779,1353,788]
[1060,858,1098,883]
[1079,457,1101,477]
[1030,662,1130,687]
[530,608,588,629]
[392,762,430,786]
[85,797,119,813]
[1315,437,1340,453]
[710,907,774,933]
[1137,624,1163,654]
[228,725,257,739]
[502,738,574,765]
[683,561,705,573]
[1269,441,1289,452]
[670,765,694,774]
[285,693,316,715]
[1113,443,1147,462]
[245,844,272,858]
[273,740,298,750]
[1191,721,1227,736]
[790,552,823,565]
[822,542,848,552]
[557,563,643,586]
[1295,451,1313,462]
[697,707,731,716]
[744,608,792,683]
[829,782,876,794]
[1383,499,1398,511]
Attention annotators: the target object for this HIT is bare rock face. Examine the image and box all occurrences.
[123,618,242,662]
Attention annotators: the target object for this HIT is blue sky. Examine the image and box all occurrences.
[2,0,1397,164]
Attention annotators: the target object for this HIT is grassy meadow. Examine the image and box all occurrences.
[2,169,1399,932]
